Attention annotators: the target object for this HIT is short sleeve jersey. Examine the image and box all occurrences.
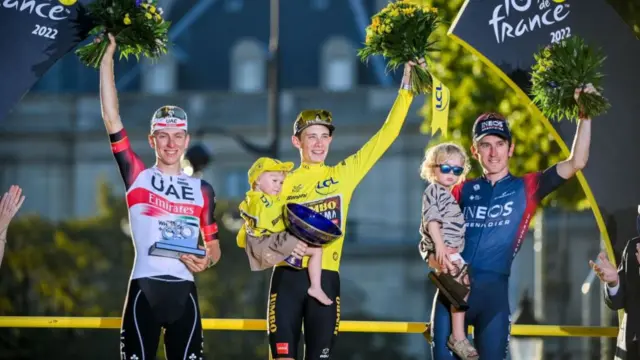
[110,129,218,282]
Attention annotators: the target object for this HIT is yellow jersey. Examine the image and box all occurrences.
[236,191,286,247]
[278,89,413,272]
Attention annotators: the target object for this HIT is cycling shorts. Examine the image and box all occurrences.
[430,271,511,360]
[267,266,341,359]
[120,276,204,360]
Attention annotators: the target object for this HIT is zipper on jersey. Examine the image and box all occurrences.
[468,181,495,266]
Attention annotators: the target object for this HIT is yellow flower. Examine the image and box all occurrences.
[155,13,162,22]
[145,12,152,20]
[402,7,416,16]
[389,8,400,17]
[365,34,372,44]
[123,14,131,25]
[141,3,148,8]
[149,5,156,13]
[384,18,391,25]
[372,17,381,28]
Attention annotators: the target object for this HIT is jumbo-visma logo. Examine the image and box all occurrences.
[316,177,339,195]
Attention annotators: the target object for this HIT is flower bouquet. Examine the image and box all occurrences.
[75,0,170,68]
[357,0,441,95]
[530,35,610,121]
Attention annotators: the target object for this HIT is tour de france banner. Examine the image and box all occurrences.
[449,0,640,258]
[0,0,94,123]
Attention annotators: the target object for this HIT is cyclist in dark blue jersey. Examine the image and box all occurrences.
[427,84,597,360]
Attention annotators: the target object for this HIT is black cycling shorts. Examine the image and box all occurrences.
[120,276,205,360]
[267,266,341,359]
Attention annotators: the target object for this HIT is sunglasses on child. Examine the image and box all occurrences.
[434,164,464,176]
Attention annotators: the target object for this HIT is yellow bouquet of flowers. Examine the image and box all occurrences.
[358,0,441,95]
[75,0,170,68]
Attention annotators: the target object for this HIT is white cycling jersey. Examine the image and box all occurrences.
[110,128,218,282]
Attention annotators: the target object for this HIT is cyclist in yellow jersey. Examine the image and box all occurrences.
[244,59,424,360]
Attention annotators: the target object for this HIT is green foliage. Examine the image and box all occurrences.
[606,0,640,40]
[358,0,441,94]
[416,0,589,210]
[0,181,131,358]
[75,0,170,68]
[531,36,610,121]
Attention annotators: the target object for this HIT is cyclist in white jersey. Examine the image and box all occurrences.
[99,34,220,360]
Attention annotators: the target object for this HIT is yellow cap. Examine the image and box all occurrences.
[248,157,294,186]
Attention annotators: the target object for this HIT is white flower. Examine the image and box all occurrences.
[158,7,163,14]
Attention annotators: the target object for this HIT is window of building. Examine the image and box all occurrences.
[320,37,356,92]
[225,170,248,198]
[230,39,266,93]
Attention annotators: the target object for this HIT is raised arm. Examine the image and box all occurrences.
[0,185,26,268]
[337,61,422,184]
[100,33,124,135]
[555,84,597,179]
[99,34,145,189]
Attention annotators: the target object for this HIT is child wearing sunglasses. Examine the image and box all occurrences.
[419,142,477,360]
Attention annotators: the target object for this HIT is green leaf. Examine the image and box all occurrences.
[530,36,611,121]
[76,0,170,68]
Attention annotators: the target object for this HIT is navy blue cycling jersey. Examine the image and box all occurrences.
[451,165,567,275]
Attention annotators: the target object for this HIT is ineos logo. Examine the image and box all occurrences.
[464,201,514,220]
[481,120,505,131]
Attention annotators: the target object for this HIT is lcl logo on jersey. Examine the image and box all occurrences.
[315,177,339,195]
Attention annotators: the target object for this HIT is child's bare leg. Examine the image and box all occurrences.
[450,261,468,341]
[450,306,467,341]
[305,246,333,305]
[449,266,477,357]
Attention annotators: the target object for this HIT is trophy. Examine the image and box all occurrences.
[149,219,206,259]
[282,203,343,269]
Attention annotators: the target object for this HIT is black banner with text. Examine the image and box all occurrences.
[0,0,95,122]
[450,0,640,259]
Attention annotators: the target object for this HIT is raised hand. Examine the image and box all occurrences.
[0,185,25,232]
[589,252,619,286]
[96,33,118,65]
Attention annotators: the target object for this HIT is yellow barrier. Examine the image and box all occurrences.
[0,317,618,338]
